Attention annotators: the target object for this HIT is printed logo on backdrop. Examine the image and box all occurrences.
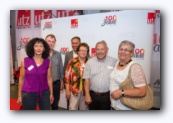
[132,48,145,59]
[56,10,78,18]
[101,15,117,26]
[91,48,96,57]
[147,12,155,24]
[17,37,30,50]
[153,11,160,52]
[71,19,78,28]
[43,21,52,30]
[60,47,69,54]
[153,33,160,52]
[17,10,31,28]
[34,10,52,27]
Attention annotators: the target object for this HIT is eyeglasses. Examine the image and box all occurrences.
[79,50,87,53]
[119,48,132,53]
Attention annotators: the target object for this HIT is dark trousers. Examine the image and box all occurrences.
[22,90,50,110]
[89,91,111,110]
[51,80,60,110]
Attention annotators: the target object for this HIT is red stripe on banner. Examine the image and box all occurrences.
[17,10,31,27]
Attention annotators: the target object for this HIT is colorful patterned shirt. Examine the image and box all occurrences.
[64,57,87,96]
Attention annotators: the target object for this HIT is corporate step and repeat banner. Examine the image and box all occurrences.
[15,10,160,109]
[41,10,155,108]
[15,10,79,67]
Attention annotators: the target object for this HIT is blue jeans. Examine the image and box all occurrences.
[51,80,60,110]
[22,90,50,110]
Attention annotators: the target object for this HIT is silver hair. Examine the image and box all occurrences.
[95,40,108,49]
[118,40,135,52]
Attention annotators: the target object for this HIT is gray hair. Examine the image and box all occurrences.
[119,40,135,52]
[95,40,108,49]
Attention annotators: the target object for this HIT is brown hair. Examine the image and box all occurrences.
[45,34,56,41]
[76,42,90,58]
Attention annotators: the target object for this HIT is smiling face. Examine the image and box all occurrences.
[71,38,80,52]
[95,43,108,61]
[118,44,133,62]
[34,42,45,55]
[78,46,88,58]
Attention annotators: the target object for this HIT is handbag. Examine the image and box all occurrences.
[119,63,154,110]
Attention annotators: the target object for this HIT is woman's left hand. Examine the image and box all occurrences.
[111,89,122,100]
[50,94,54,104]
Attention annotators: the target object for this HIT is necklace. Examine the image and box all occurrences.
[119,59,132,67]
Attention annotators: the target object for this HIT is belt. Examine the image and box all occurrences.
[90,90,109,96]
[53,79,60,84]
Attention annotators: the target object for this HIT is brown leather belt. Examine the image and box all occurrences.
[90,90,109,96]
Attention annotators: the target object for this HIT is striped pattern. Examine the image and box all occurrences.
[83,56,117,92]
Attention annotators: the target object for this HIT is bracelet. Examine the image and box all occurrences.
[122,89,124,97]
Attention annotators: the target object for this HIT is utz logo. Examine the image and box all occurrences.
[17,37,30,50]
[101,15,117,26]
[60,47,69,54]
[43,21,52,30]
[132,48,145,59]
[34,10,52,27]
[71,19,78,28]
[147,12,155,24]
[91,48,96,57]
[17,10,31,27]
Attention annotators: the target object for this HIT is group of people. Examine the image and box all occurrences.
[17,34,147,110]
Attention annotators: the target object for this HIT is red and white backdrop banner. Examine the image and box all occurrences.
[150,10,160,108]
[15,10,78,67]
[41,10,156,108]
[15,10,160,109]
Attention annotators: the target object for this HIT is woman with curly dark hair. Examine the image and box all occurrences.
[17,37,54,110]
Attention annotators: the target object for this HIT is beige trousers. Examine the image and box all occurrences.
[69,91,88,110]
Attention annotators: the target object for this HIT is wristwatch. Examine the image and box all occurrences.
[122,89,124,97]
